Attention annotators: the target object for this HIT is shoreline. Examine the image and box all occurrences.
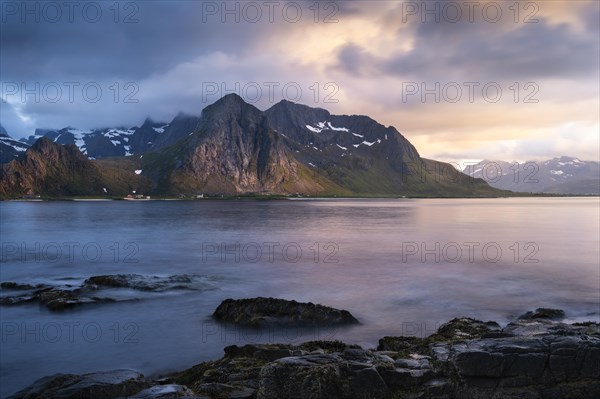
[7,305,600,399]
[2,193,598,202]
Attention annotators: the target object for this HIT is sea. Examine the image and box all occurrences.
[1,198,598,397]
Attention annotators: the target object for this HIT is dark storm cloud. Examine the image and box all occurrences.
[1,0,337,136]
[0,1,277,82]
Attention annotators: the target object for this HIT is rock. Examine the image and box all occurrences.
[434,317,502,340]
[0,282,43,290]
[297,340,361,353]
[0,274,215,311]
[224,344,294,362]
[84,274,214,292]
[394,358,430,369]
[518,308,566,321]
[446,334,600,395]
[257,354,348,399]
[348,366,389,398]
[213,297,359,327]
[0,293,37,305]
[128,384,198,398]
[377,336,429,355]
[11,307,600,399]
[504,316,599,338]
[8,369,150,399]
[377,317,503,358]
[194,383,255,399]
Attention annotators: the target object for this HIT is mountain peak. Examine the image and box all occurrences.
[0,124,8,137]
[31,136,58,151]
[220,93,246,102]
[201,94,262,122]
[142,117,155,126]
[268,99,328,115]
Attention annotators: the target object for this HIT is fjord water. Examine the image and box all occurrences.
[1,198,598,397]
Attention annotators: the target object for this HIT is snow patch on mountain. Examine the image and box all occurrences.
[327,122,349,132]
[153,125,169,133]
[306,121,350,133]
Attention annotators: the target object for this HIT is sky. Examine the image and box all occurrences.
[1,0,599,164]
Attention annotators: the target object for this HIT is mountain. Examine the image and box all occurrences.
[139,94,498,196]
[140,94,341,195]
[15,117,201,161]
[0,138,149,198]
[1,95,502,198]
[0,125,31,164]
[463,157,599,195]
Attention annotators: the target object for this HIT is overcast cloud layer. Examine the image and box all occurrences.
[1,0,598,163]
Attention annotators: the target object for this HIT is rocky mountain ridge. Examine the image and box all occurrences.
[1,95,502,197]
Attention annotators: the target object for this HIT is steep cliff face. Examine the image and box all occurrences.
[264,99,494,196]
[142,94,347,195]
[0,138,150,198]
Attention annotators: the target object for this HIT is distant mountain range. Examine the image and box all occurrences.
[14,114,201,160]
[463,158,599,195]
[0,125,30,164]
[0,94,511,198]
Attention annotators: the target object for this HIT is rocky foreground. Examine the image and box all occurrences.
[8,302,600,399]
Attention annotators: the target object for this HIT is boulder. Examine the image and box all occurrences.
[518,308,566,321]
[8,369,150,399]
[128,384,199,398]
[213,297,359,327]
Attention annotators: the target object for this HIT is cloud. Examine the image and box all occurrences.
[0,0,597,164]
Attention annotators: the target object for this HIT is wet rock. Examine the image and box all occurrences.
[377,335,429,356]
[8,369,150,399]
[194,383,255,399]
[348,366,389,398]
[0,282,45,290]
[0,274,214,311]
[518,308,566,321]
[84,274,213,292]
[257,354,348,399]
[297,340,361,353]
[0,293,37,306]
[12,307,600,399]
[224,344,294,362]
[128,384,199,398]
[0,286,115,311]
[213,297,359,327]
[504,317,600,338]
[435,317,503,340]
[377,317,504,358]
[394,357,430,369]
[446,334,600,396]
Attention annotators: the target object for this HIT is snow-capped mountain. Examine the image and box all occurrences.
[17,116,200,161]
[2,95,499,198]
[463,157,599,195]
[0,124,31,163]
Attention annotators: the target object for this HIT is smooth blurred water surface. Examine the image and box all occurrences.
[0,198,598,397]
